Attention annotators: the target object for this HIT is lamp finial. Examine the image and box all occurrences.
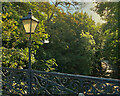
[28,9,32,15]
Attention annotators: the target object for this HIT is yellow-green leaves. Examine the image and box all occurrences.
[2,47,35,69]
[45,58,58,72]
[2,2,57,72]
[80,31,96,46]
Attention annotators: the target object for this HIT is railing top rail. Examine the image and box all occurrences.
[1,67,120,83]
[33,70,120,83]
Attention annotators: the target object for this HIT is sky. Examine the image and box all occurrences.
[82,2,105,24]
[50,0,119,24]
[56,2,105,24]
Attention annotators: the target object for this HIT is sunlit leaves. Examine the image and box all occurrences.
[80,31,96,48]
[2,2,57,72]
[45,58,58,72]
[2,47,35,69]
[33,58,58,72]
[94,2,120,78]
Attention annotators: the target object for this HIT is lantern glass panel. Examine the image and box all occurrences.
[22,19,38,33]
[31,20,38,33]
[22,20,31,33]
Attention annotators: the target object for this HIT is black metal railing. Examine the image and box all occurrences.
[1,67,120,95]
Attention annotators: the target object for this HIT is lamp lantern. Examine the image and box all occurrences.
[21,9,39,34]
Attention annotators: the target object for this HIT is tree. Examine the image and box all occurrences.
[94,2,120,78]
[42,11,98,75]
[2,2,102,76]
[2,2,58,71]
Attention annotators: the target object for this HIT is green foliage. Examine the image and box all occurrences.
[94,2,120,78]
[2,47,35,69]
[2,2,58,72]
[43,11,98,75]
[3,2,111,77]
[33,58,58,72]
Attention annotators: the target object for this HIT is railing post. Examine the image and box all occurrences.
[28,19,32,95]
[28,44,32,95]
[78,93,84,96]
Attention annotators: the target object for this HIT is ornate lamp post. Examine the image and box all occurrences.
[21,9,39,95]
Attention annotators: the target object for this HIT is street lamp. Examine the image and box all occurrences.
[21,9,39,95]
[21,9,39,69]
[21,9,39,34]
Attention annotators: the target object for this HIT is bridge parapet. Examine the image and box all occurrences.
[1,67,120,95]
